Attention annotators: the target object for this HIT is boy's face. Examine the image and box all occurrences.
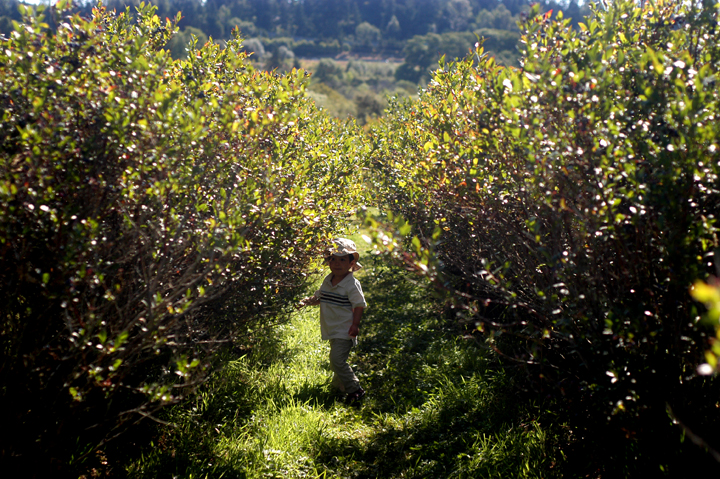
[327,254,355,277]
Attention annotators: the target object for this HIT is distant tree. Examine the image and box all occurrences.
[395,32,443,83]
[392,0,444,38]
[265,44,295,73]
[276,0,298,36]
[396,26,519,83]
[170,0,204,30]
[313,57,344,87]
[228,17,260,38]
[468,0,503,11]
[208,4,232,38]
[0,15,13,36]
[0,0,20,36]
[355,21,382,51]
[354,91,385,125]
[405,32,444,69]
[501,0,530,15]
[225,0,256,24]
[203,0,225,38]
[242,37,266,59]
[443,0,473,31]
[0,0,18,16]
[474,27,520,58]
[474,5,519,32]
[293,0,314,36]
[355,0,385,30]
[307,0,359,39]
[396,31,481,83]
[386,14,401,39]
[254,0,280,32]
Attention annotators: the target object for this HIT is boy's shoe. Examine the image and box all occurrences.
[345,387,365,404]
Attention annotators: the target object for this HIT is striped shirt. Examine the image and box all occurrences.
[314,272,367,341]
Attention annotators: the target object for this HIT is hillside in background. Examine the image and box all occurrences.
[1,0,591,120]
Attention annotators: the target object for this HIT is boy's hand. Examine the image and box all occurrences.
[348,324,359,337]
[296,296,320,309]
[349,306,363,337]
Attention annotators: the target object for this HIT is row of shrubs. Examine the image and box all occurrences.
[370,0,720,475]
[0,2,366,475]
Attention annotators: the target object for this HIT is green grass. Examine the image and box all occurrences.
[125,240,565,478]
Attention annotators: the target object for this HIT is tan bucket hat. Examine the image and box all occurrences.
[324,238,362,272]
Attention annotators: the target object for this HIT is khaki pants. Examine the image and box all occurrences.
[329,338,361,394]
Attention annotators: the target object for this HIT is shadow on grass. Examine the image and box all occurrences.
[294,381,341,409]
[124,253,561,478]
[122,319,300,478]
[304,253,558,478]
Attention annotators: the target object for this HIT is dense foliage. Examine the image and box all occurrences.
[371,0,720,475]
[0,2,365,475]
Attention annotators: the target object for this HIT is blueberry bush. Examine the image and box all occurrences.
[0,2,365,474]
[370,0,720,475]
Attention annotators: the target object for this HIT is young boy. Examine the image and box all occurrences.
[299,238,366,403]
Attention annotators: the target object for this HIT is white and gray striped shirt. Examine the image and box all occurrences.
[314,272,367,341]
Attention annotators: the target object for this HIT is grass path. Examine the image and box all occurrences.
[128,236,561,478]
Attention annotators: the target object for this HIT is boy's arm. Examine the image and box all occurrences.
[297,295,321,309]
[348,307,363,337]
